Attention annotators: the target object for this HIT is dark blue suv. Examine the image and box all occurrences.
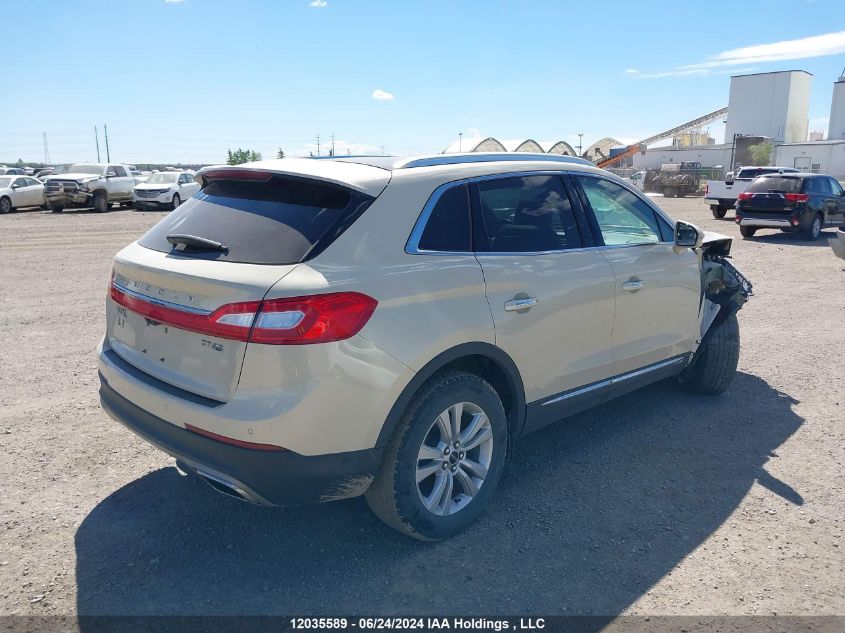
[735,173,845,240]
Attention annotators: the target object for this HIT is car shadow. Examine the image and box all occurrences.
[744,229,839,246]
[75,372,803,618]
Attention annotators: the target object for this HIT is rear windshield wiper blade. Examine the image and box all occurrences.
[166,233,229,252]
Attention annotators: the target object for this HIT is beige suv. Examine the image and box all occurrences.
[98,154,752,540]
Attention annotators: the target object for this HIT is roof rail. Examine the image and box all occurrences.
[396,153,593,169]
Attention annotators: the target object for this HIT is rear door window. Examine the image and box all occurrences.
[416,184,471,252]
[138,174,374,265]
[828,178,844,196]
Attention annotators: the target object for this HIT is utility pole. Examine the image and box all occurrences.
[316,134,321,157]
[577,133,583,157]
[331,133,335,156]
[459,132,463,152]
[42,132,51,165]
[94,126,101,162]
[104,124,111,162]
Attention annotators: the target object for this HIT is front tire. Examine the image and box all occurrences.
[0,196,11,214]
[93,191,108,213]
[711,205,727,219]
[171,193,181,211]
[48,202,64,213]
[679,312,740,395]
[365,372,507,541]
[739,225,756,238]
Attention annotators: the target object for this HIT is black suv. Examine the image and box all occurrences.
[735,173,845,240]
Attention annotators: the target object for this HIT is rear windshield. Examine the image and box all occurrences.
[746,177,802,194]
[138,174,374,264]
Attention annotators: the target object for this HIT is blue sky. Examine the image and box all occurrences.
[2,0,844,164]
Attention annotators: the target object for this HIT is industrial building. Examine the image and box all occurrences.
[440,68,845,178]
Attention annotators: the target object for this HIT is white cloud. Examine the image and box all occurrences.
[309,0,327,7]
[624,68,639,75]
[632,30,845,79]
[372,89,394,101]
[164,0,186,4]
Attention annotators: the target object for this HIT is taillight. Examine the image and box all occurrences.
[785,193,809,203]
[110,284,376,345]
[248,293,377,345]
[737,192,753,201]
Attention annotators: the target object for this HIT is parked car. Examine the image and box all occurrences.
[705,166,799,218]
[132,171,198,210]
[98,154,752,540]
[830,227,845,260]
[734,173,845,240]
[0,175,46,213]
[42,163,138,213]
[0,167,25,176]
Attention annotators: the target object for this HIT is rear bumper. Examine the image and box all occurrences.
[739,218,793,228]
[99,374,384,507]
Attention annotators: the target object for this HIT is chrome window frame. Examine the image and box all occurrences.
[405,169,677,257]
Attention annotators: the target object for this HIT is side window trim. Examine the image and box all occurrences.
[573,173,675,245]
[405,179,474,256]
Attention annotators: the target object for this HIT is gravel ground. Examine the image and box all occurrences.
[0,198,842,617]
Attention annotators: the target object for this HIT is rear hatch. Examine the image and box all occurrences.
[738,176,805,213]
[107,164,385,401]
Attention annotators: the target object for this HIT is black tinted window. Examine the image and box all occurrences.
[477,175,581,252]
[138,175,373,265]
[417,185,471,252]
[802,177,829,194]
[746,177,802,193]
[112,166,127,177]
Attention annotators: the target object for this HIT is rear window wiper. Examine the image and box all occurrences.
[166,233,229,252]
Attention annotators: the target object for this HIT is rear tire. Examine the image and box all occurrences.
[739,225,756,238]
[171,193,181,211]
[365,371,507,541]
[663,187,676,198]
[805,213,822,241]
[679,312,740,396]
[93,191,108,213]
[48,202,64,213]
[0,196,11,214]
[711,205,727,219]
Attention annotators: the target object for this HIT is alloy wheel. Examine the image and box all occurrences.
[416,402,494,516]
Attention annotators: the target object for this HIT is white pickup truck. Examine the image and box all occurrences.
[43,163,138,213]
[705,166,800,218]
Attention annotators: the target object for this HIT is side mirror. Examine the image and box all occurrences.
[106,172,116,178]
[675,221,704,250]
[11,183,19,189]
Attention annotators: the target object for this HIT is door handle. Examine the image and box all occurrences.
[504,297,538,312]
[622,279,644,292]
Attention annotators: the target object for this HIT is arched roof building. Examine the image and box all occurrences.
[584,137,623,162]
[546,141,577,156]
[441,137,578,156]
